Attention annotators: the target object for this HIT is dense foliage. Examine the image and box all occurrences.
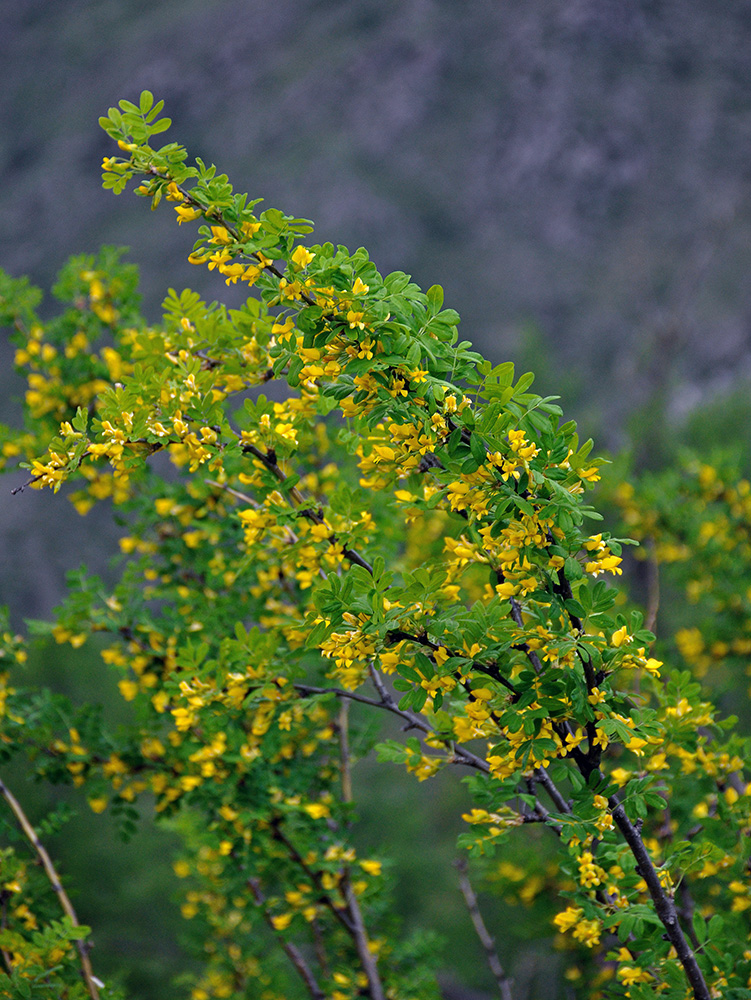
[1,92,750,1000]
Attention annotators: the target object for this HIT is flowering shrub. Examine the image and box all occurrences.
[0,92,750,1000]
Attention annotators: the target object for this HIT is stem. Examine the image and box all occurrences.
[610,801,710,1000]
[341,878,386,1000]
[0,779,101,1000]
[455,859,514,1000]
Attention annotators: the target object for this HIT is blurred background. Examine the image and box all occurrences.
[3,1,751,996]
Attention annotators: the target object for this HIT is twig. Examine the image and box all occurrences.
[240,442,374,574]
[247,878,325,1000]
[0,778,101,1000]
[610,800,710,1000]
[341,875,386,1000]
[454,858,514,1000]
[295,679,490,775]
[270,822,355,936]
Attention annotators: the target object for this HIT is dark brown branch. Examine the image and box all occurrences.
[610,800,710,1000]
[508,598,544,675]
[533,767,571,815]
[384,629,519,698]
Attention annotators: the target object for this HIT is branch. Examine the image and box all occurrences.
[0,779,101,1000]
[340,877,386,1000]
[610,800,710,1000]
[385,629,519,698]
[270,821,385,1000]
[294,679,490,775]
[532,768,571,815]
[454,859,514,1000]
[240,442,374,574]
[270,822,355,936]
[293,677,570,838]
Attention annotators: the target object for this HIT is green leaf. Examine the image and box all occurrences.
[513,372,535,395]
[150,117,172,135]
[426,284,444,313]
[492,361,515,386]
[470,431,487,464]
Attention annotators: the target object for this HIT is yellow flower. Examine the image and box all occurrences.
[175,204,202,224]
[553,905,582,933]
[611,625,629,647]
[118,679,139,701]
[360,860,382,876]
[290,245,315,269]
[303,802,330,819]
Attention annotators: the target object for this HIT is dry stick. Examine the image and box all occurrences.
[454,859,514,1000]
[341,877,386,1000]
[0,778,101,1000]
[247,878,325,1000]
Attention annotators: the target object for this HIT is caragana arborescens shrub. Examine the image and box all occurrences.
[0,91,750,1000]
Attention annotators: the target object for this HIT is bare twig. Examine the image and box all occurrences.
[240,442,374,574]
[0,778,101,1000]
[340,876,386,1000]
[455,859,514,1000]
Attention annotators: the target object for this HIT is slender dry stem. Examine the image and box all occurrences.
[455,859,514,1000]
[0,778,101,1000]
